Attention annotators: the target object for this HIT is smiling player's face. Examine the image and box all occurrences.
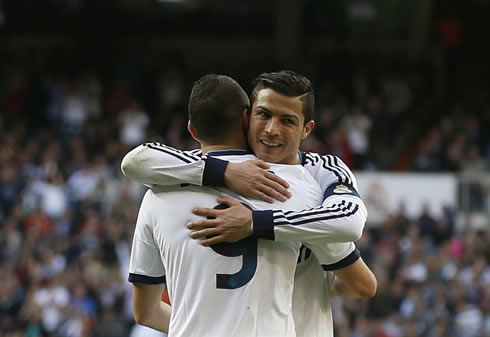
[247,89,314,164]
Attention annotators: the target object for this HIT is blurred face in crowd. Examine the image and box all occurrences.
[247,89,314,164]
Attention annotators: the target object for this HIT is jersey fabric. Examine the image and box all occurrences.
[294,248,334,337]
[121,144,367,248]
[129,152,324,337]
[122,144,367,337]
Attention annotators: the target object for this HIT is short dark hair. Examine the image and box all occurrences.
[188,74,250,144]
[251,70,315,123]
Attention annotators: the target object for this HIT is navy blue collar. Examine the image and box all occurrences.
[207,149,304,163]
[299,150,306,165]
[207,149,253,157]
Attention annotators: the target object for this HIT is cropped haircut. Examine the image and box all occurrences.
[251,70,315,123]
[188,74,250,144]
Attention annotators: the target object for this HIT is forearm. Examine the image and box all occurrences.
[331,277,365,300]
[332,257,377,299]
[138,301,172,333]
[132,283,171,333]
[121,143,205,186]
[252,196,367,243]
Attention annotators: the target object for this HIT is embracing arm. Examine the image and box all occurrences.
[121,142,289,201]
[122,144,367,245]
[189,156,367,245]
[121,143,205,186]
[190,154,367,245]
[187,189,366,246]
[257,153,367,243]
[252,190,366,243]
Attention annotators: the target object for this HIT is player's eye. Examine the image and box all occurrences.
[256,110,270,118]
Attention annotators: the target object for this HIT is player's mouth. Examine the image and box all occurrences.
[260,140,281,148]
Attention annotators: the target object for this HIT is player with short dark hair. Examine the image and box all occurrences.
[251,70,315,124]
[188,74,250,144]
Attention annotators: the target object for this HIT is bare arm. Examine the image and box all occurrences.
[132,283,171,333]
[331,257,377,299]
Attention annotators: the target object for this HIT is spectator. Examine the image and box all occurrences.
[119,100,150,146]
[343,105,372,169]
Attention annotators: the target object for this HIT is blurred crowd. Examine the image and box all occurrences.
[0,56,489,337]
[0,121,148,337]
[411,104,490,173]
[0,52,440,172]
[334,205,490,337]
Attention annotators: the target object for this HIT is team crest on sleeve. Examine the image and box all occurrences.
[333,184,352,194]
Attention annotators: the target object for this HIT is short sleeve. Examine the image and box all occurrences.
[305,242,360,271]
[128,190,166,284]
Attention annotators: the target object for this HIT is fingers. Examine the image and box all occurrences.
[264,171,290,189]
[250,160,270,170]
[187,219,219,230]
[250,191,275,204]
[255,186,285,202]
[188,225,228,246]
[252,177,291,202]
[192,207,219,218]
[189,228,220,240]
[260,183,291,202]
[253,171,291,202]
[201,235,227,246]
[216,196,240,207]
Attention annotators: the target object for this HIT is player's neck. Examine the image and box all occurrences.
[201,140,248,154]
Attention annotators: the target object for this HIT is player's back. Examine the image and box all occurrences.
[148,161,321,337]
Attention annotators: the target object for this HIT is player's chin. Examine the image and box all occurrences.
[255,149,283,163]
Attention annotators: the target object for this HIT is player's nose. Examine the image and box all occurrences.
[264,118,279,135]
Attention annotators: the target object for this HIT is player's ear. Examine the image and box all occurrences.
[187,121,200,142]
[301,120,315,140]
[242,107,250,132]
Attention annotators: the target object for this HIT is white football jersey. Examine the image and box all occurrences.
[293,248,334,337]
[123,145,368,337]
[129,153,322,337]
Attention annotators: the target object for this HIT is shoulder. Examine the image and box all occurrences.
[143,142,203,162]
[301,152,357,186]
[269,164,322,207]
[302,152,348,170]
[268,163,311,180]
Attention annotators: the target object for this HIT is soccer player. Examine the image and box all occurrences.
[123,71,376,337]
[127,74,359,337]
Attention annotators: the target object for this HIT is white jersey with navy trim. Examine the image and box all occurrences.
[123,144,367,337]
[129,153,323,337]
[121,144,367,248]
[294,248,334,337]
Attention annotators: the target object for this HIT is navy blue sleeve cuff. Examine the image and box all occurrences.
[128,273,166,285]
[203,157,229,186]
[322,248,361,271]
[252,210,275,240]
